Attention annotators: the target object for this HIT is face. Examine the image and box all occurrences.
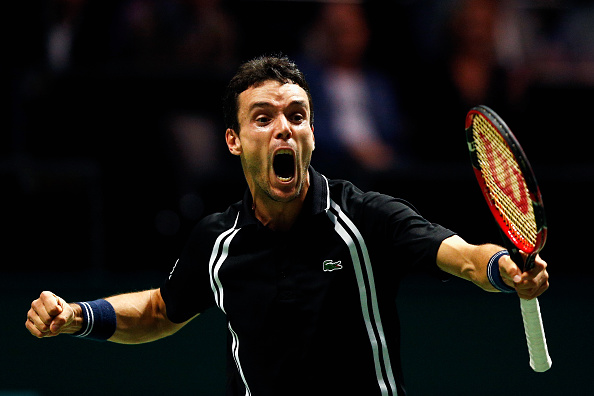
[226,80,315,205]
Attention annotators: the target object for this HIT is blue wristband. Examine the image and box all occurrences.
[72,299,117,341]
[487,250,516,293]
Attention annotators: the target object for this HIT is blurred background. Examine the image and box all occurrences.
[3,0,593,394]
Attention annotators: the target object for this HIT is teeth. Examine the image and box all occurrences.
[276,149,293,156]
[278,176,292,182]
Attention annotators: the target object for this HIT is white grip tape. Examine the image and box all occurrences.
[520,297,552,372]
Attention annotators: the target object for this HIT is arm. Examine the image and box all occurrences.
[436,235,549,299]
[26,289,196,344]
[104,288,196,344]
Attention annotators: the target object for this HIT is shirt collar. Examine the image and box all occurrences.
[237,166,329,228]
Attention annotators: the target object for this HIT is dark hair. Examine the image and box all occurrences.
[223,55,314,132]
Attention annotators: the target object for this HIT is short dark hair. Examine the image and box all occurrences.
[223,55,314,132]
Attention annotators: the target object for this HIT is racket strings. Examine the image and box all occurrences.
[472,114,538,249]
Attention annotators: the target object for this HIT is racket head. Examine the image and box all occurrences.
[465,105,547,267]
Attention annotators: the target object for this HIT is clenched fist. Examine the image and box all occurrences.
[26,291,81,338]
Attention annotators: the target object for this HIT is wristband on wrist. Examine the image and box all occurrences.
[487,250,516,293]
[71,299,117,341]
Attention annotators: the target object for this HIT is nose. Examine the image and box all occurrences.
[275,116,292,140]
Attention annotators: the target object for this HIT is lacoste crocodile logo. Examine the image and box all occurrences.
[323,260,343,272]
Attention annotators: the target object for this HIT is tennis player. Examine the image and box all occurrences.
[26,56,549,396]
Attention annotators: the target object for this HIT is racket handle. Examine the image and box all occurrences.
[520,297,552,372]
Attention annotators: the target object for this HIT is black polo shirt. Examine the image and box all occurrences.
[161,167,455,396]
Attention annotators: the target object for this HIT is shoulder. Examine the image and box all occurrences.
[188,201,243,243]
[169,200,244,279]
[326,177,453,243]
[327,178,420,220]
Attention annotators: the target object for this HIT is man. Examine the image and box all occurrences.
[26,56,548,396]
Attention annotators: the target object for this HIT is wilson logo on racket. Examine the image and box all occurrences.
[478,134,531,215]
[323,260,343,272]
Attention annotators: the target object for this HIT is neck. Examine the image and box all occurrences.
[253,200,303,232]
[252,178,310,232]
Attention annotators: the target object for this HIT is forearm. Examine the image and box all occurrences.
[437,235,549,299]
[74,289,186,344]
[102,289,169,344]
[27,289,193,341]
[437,235,505,292]
[106,288,195,344]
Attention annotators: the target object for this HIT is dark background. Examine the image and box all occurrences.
[3,0,593,394]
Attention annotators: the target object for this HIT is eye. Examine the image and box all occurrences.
[290,112,305,123]
[255,115,271,124]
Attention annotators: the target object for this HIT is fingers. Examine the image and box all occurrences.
[499,254,549,300]
[26,291,73,338]
[515,255,549,300]
[25,307,49,337]
[49,302,74,333]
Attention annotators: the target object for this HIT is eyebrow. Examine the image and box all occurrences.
[249,100,308,112]
[248,101,273,111]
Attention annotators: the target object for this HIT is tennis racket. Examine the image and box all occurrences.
[465,105,552,372]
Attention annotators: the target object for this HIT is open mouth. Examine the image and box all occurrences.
[273,149,295,182]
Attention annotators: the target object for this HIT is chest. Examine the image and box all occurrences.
[223,220,351,300]
[215,217,379,326]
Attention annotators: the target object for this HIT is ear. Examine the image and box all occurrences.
[311,124,315,151]
[226,128,242,156]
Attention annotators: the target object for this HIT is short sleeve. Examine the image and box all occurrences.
[160,218,218,323]
[347,187,456,277]
[384,198,456,272]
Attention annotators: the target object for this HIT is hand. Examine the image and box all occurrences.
[26,291,79,338]
[499,254,549,300]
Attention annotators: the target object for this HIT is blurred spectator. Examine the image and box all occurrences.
[162,0,240,196]
[445,0,507,107]
[112,0,237,74]
[298,2,409,179]
[173,0,238,74]
[493,1,594,165]
[409,0,517,164]
[111,0,240,196]
[560,2,594,85]
[510,1,594,86]
[44,0,116,72]
[111,0,179,69]
[167,112,224,192]
[46,0,86,72]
